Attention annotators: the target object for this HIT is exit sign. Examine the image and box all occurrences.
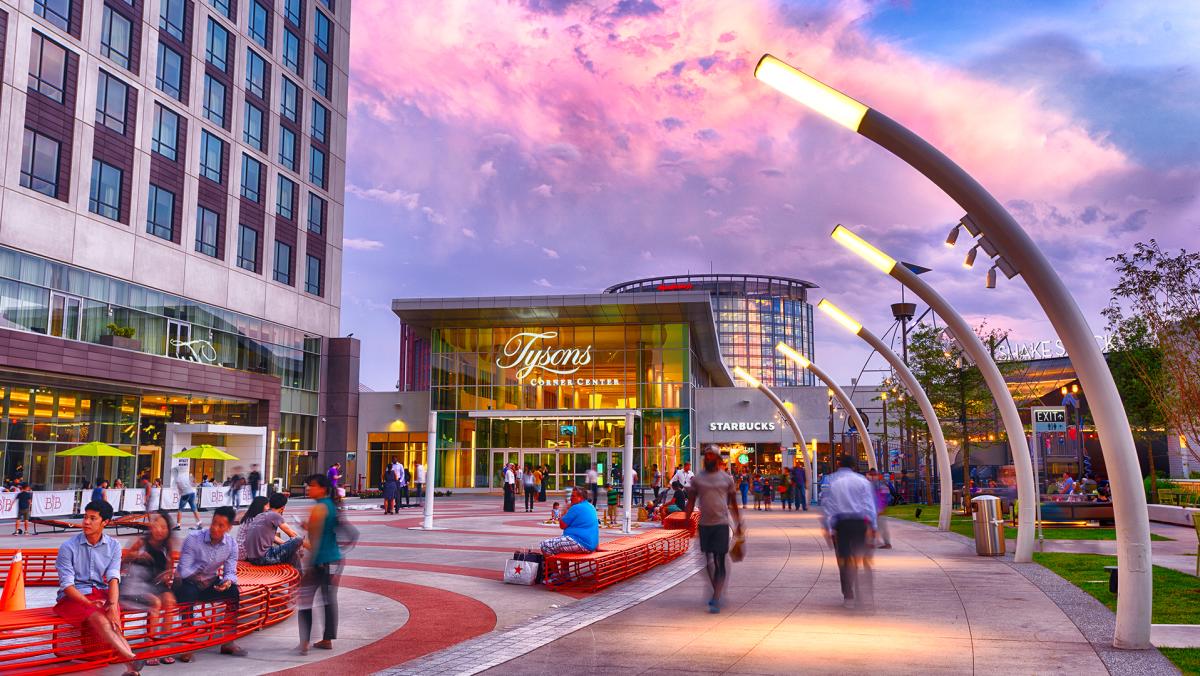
[1032,406,1067,433]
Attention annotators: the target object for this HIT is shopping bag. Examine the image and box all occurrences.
[504,558,540,585]
[730,530,746,562]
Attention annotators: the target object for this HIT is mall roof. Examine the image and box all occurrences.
[391,292,735,386]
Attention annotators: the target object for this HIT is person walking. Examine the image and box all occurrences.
[502,463,517,512]
[522,463,537,512]
[651,464,662,502]
[174,468,201,530]
[868,470,892,549]
[671,462,694,489]
[738,471,749,508]
[537,465,548,502]
[298,473,342,654]
[248,465,262,500]
[822,455,878,609]
[121,510,177,662]
[585,464,599,505]
[685,448,742,613]
[414,462,426,505]
[791,462,808,511]
[397,462,411,508]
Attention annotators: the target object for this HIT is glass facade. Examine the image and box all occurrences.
[606,274,817,387]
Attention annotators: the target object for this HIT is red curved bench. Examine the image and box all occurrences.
[543,527,693,592]
[0,548,299,674]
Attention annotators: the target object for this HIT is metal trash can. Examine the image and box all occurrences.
[971,495,1005,556]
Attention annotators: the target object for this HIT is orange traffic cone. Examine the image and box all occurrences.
[0,551,26,611]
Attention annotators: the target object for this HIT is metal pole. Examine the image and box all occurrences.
[857,328,953,531]
[622,412,634,535]
[780,353,877,471]
[419,410,438,530]
[753,385,808,475]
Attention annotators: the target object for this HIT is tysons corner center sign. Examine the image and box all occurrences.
[709,421,777,432]
[496,331,620,385]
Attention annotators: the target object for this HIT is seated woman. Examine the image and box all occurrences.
[120,510,177,665]
[539,486,598,560]
[239,493,304,567]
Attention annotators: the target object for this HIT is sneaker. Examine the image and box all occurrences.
[707,599,721,614]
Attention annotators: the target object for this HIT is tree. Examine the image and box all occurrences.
[1103,240,1200,468]
[1106,315,1167,498]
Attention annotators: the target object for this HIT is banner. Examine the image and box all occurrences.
[126,488,148,512]
[239,486,252,504]
[32,491,77,517]
[0,492,19,519]
[103,489,123,514]
[200,486,229,509]
[160,486,181,510]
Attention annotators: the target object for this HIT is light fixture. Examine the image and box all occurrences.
[945,223,961,247]
[732,366,762,389]
[816,299,863,335]
[1061,386,1069,396]
[963,244,980,269]
[986,265,997,289]
[753,55,868,132]
[830,225,896,274]
[881,392,888,401]
[775,341,811,368]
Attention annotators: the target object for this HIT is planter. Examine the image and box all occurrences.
[98,335,142,351]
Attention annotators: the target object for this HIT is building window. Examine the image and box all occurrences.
[282,30,300,74]
[203,74,226,127]
[309,146,326,188]
[20,129,60,197]
[151,104,180,160]
[245,48,267,98]
[273,240,292,284]
[278,126,296,171]
[159,0,185,41]
[277,175,296,220]
[237,224,258,271]
[100,5,132,69]
[316,0,332,10]
[243,101,264,151]
[199,130,223,183]
[88,159,123,221]
[311,101,328,143]
[206,18,229,71]
[156,42,183,100]
[249,0,269,47]
[305,254,322,295]
[280,77,299,122]
[307,193,325,234]
[314,10,331,52]
[284,0,302,26]
[209,0,231,19]
[241,154,262,202]
[34,0,71,32]
[146,184,175,240]
[95,70,128,135]
[313,53,329,98]
[195,206,219,256]
[28,33,68,103]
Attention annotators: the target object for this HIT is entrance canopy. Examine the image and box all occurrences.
[468,409,641,419]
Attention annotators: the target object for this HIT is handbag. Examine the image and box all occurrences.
[504,557,540,585]
[730,529,746,562]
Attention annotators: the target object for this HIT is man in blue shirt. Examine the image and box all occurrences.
[539,486,598,556]
[791,463,808,511]
[175,505,248,660]
[54,500,140,670]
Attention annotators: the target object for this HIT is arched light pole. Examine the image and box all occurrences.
[774,342,877,472]
[754,55,1152,648]
[831,225,1037,562]
[733,366,808,485]
[817,300,952,531]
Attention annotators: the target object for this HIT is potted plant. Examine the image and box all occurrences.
[99,323,141,351]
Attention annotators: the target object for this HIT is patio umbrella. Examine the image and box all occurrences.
[174,445,238,461]
[56,441,134,457]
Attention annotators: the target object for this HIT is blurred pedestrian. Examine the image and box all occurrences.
[121,510,177,664]
[248,465,262,500]
[822,455,877,609]
[174,467,201,530]
[791,462,808,511]
[585,464,599,505]
[868,470,892,549]
[298,473,342,654]
[685,448,742,613]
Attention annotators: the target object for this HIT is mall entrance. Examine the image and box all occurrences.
[490,448,626,492]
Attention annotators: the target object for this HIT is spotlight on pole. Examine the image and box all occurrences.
[986,265,998,289]
[963,244,979,269]
[945,223,961,247]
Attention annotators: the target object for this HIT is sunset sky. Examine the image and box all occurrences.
[340,0,1200,390]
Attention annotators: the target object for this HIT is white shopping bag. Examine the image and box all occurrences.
[503,558,539,586]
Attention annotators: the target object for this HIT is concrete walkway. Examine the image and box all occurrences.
[477,509,1176,676]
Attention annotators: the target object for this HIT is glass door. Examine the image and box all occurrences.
[48,292,82,339]
[167,320,190,359]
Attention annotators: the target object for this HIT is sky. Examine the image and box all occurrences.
[340,0,1200,391]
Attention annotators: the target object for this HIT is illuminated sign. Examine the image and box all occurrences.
[656,283,694,291]
[995,334,1113,362]
[709,421,777,432]
[1032,407,1067,434]
[496,331,594,381]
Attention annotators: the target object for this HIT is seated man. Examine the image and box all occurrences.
[239,493,304,567]
[175,506,248,661]
[539,486,599,558]
[54,500,142,674]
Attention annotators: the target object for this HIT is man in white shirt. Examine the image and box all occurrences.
[584,465,599,505]
[671,462,694,489]
[174,467,202,529]
[821,455,878,609]
[502,463,517,512]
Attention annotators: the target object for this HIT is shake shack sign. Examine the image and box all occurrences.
[709,421,777,432]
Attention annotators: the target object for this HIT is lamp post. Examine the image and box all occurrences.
[816,299,952,531]
[775,342,877,472]
[754,54,1152,647]
[830,225,1037,562]
[732,366,812,501]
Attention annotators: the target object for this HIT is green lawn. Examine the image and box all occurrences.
[1033,552,1200,675]
[884,503,1171,541]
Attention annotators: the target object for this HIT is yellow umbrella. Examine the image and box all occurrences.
[174,444,239,461]
[57,441,134,457]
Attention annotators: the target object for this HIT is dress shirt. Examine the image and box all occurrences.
[178,529,239,585]
[56,532,122,600]
[820,468,878,531]
[504,468,515,485]
[585,469,598,484]
[671,469,694,488]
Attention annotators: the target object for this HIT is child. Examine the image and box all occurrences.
[606,485,619,525]
[13,483,32,535]
[545,501,562,524]
[762,477,774,511]
[752,476,763,510]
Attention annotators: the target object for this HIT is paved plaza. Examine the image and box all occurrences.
[5,495,1191,675]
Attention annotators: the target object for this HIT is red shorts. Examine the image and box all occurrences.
[53,588,109,625]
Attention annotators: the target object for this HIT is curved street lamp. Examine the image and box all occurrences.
[754,54,1152,648]
[817,300,952,531]
[774,342,878,472]
[831,224,1037,563]
[732,366,812,498]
